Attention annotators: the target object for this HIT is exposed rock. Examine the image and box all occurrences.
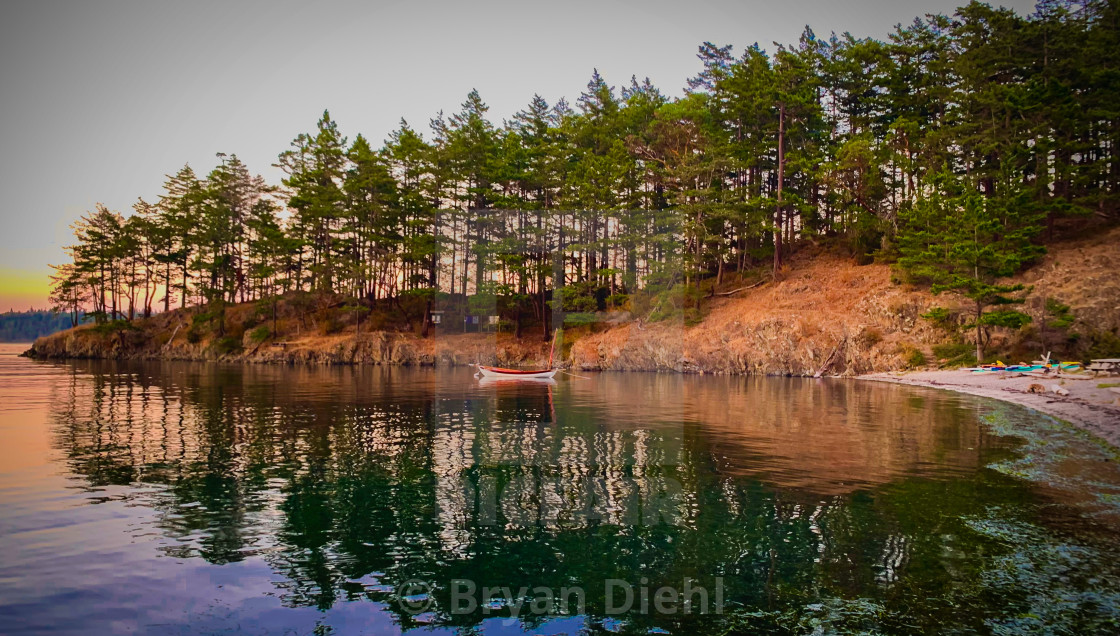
[27,326,553,369]
[26,228,1120,376]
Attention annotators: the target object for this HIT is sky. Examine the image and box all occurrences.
[0,0,1039,311]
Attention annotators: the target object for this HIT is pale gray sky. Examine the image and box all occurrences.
[0,0,1037,308]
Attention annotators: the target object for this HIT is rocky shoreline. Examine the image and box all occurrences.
[27,225,1120,377]
[23,227,1120,445]
[21,249,952,376]
[23,327,553,368]
[25,317,1120,448]
[23,316,915,377]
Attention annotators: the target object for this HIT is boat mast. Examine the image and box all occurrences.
[548,329,557,369]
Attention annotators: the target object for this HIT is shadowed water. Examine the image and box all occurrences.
[1,343,1119,635]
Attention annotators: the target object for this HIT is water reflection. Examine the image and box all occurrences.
[13,358,1120,633]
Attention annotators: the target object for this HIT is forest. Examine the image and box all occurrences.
[49,1,1119,344]
[0,310,78,343]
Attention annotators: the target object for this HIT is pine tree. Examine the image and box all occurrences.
[343,134,400,299]
[45,2,1117,345]
[447,89,499,294]
[158,165,202,309]
[48,262,88,327]
[279,110,348,293]
[899,168,1045,361]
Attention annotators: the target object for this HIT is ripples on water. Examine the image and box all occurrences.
[1,342,1119,634]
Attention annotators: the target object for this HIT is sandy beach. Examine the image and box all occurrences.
[863,368,1120,448]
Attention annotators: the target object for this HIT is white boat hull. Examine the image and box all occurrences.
[476,366,558,380]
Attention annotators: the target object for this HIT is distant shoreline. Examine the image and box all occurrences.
[861,369,1120,449]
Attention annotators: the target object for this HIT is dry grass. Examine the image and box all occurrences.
[569,228,1120,376]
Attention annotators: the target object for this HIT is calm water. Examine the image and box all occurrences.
[2,342,1120,635]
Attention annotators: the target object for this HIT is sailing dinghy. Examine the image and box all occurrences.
[476,366,558,379]
[475,330,559,380]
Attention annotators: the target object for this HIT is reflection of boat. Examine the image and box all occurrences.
[477,376,555,389]
[477,370,557,422]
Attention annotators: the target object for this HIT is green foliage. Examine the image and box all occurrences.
[647,284,705,326]
[849,202,886,263]
[1045,298,1075,331]
[899,169,1044,359]
[627,289,653,318]
[190,305,226,334]
[722,598,891,635]
[90,319,137,336]
[47,2,1119,337]
[556,282,603,314]
[467,283,500,316]
[561,312,598,327]
[932,342,977,367]
[338,303,370,319]
[921,306,958,333]
[977,310,1032,330]
[279,111,348,294]
[1082,331,1120,360]
[249,325,270,343]
[905,348,927,368]
[1029,297,1086,358]
[900,171,1044,296]
[212,336,242,355]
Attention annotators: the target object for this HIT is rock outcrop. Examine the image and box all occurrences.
[27,227,1120,376]
[27,327,552,368]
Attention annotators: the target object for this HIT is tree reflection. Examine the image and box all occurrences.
[47,360,1037,632]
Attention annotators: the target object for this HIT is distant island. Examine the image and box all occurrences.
[1,309,80,343]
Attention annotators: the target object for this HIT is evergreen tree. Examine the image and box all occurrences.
[899,169,1045,361]
[45,1,1116,348]
[446,90,499,294]
[157,165,203,309]
[279,110,348,293]
[343,134,400,299]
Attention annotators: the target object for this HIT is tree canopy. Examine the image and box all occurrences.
[50,1,1118,340]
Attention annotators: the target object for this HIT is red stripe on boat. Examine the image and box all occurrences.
[479,366,551,374]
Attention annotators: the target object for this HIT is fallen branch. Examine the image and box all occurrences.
[246,335,269,357]
[715,280,766,297]
[814,336,845,378]
[162,323,182,352]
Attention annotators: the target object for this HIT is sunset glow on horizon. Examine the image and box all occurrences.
[0,268,51,312]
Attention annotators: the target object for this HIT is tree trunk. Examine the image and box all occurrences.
[181,259,189,309]
[774,103,786,277]
[975,300,984,363]
[422,298,432,338]
[163,262,171,313]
